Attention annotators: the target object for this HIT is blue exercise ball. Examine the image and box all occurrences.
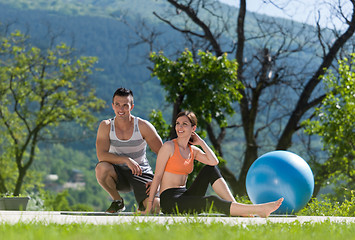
[246,150,314,214]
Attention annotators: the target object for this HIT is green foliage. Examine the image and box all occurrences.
[234,194,252,204]
[299,190,355,217]
[35,144,93,184]
[37,190,93,211]
[42,190,72,211]
[0,192,28,198]
[0,30,106,195]
[149,109,170,140]
[326,176,355,202]
[303,54,355,194]
[310,55,355,160]
[150,49,243,128]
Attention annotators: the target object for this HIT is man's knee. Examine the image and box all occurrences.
[95,162,115,180]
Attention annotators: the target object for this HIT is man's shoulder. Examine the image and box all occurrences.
[136,116,147,124]
[98,118,113,130]
[137,117,154,131]
[101,118,113,125]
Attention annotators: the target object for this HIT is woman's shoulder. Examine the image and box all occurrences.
[157,140,175,158]
[161,140,175,151]
[163,140,175,148]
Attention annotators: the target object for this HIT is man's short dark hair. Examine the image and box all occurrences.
[112,87,134,104]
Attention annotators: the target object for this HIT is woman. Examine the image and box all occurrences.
[144,111,283,217]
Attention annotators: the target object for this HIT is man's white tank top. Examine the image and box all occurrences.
[109,116,153,174]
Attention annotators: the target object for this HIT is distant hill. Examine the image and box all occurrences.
[1,0,271,118]
[0,1,171,117]
[0,0,167,19]
[0,0,237,22]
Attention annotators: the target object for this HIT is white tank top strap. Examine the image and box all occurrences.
[110,117,115,132]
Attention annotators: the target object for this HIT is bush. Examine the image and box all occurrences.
[299,190,355,216]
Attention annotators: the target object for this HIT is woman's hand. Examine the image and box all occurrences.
[141,201,153,215]
[191,132,219,166]
[189,132,204,146]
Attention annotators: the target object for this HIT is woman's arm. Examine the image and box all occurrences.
[190,132,219,166]
[144,141,173,214]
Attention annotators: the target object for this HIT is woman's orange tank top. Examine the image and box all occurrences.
[164,139,194,175]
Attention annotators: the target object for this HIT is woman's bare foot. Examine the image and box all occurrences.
[230,198,284,217]
[257,198,284,218]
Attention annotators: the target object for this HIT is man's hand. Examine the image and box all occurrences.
[126,158,142,175]
[145,181,152,195]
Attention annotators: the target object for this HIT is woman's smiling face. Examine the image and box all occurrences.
[175,115,195,137]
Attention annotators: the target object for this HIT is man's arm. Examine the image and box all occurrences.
[139,119,163,154]
[96,119,142,175]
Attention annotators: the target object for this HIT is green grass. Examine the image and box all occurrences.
[1,221,355,240]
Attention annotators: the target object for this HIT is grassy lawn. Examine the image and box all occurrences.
[1,220,355,240]
[1,193,354,239]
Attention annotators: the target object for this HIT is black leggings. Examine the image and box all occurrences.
[160,165,232,215]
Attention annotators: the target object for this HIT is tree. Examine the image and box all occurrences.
[304,53,355,198]
[122,0,355,196]
[150,49,244,183]
[0,30,105,195]
[150,49,243,139]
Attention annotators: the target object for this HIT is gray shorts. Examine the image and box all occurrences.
[113,164,155,210]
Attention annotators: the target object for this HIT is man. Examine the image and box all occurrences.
[95,87,163,213]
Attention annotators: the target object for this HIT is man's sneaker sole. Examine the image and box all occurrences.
[106,206,126,213]
[105,200,125,213]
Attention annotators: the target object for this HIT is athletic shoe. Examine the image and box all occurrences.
[105,199,125,213]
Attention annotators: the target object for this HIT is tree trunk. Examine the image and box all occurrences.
[169,94,184,139]
[205,123,240,195]
[219,165,240,195]
[205,124,225,157]
[236,143,258,196]
[14,165,26,196]
[0,174,7,194]
[13,130,39,196]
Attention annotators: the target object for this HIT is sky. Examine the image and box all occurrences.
[219,0,351,30]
